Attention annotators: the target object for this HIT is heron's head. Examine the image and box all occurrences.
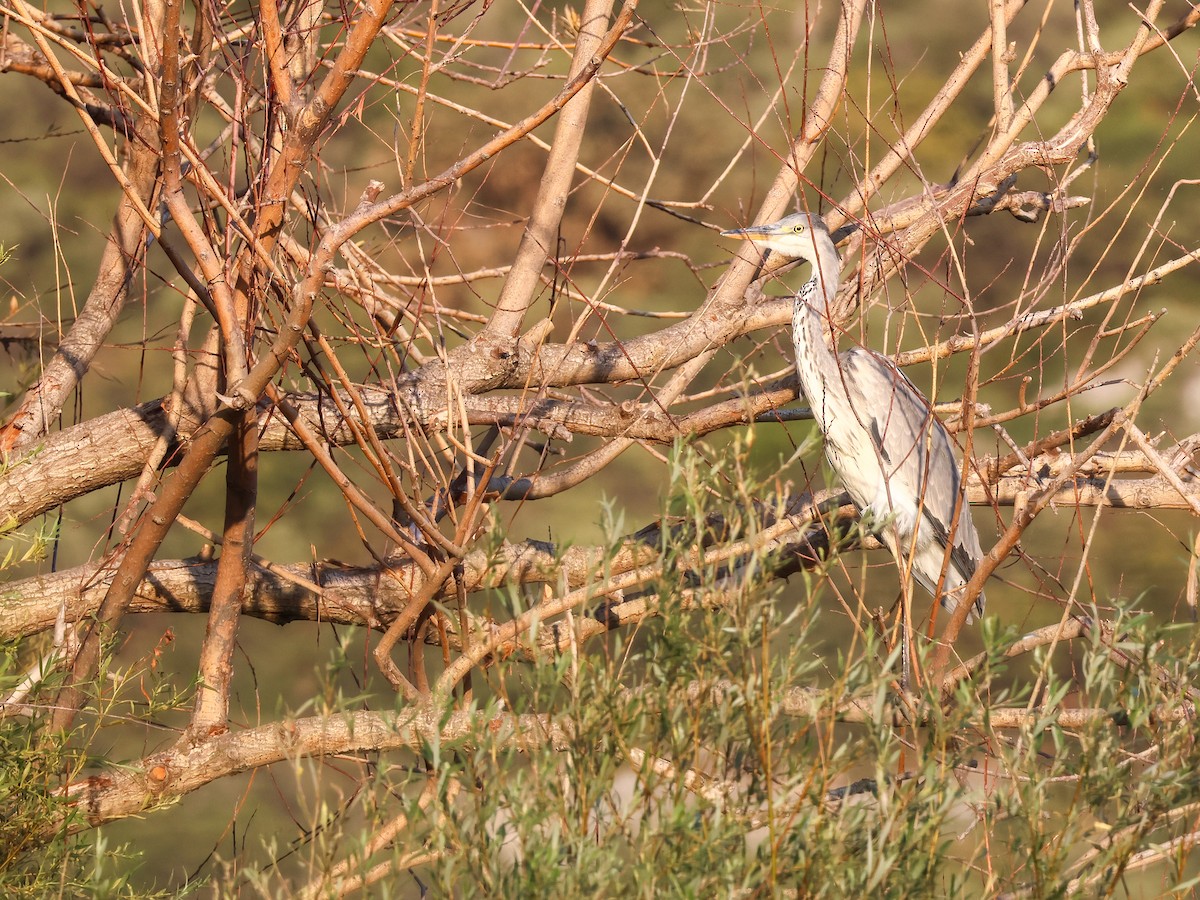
[721,212,832,264]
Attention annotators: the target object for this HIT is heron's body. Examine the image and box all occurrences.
[724,213,985,621]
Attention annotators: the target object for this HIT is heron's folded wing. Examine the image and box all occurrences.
[839,348,985,589]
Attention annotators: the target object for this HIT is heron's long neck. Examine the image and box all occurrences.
[792,248,845,427]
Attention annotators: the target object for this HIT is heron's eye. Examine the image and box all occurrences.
[793,224,805,233]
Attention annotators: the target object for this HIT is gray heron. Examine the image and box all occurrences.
[722,212,986,652]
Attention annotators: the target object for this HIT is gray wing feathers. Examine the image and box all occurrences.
[840,348,986,619]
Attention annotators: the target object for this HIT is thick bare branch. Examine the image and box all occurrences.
[62,665,1195,833]
[0,129,160,451]
[484,0,620,338]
